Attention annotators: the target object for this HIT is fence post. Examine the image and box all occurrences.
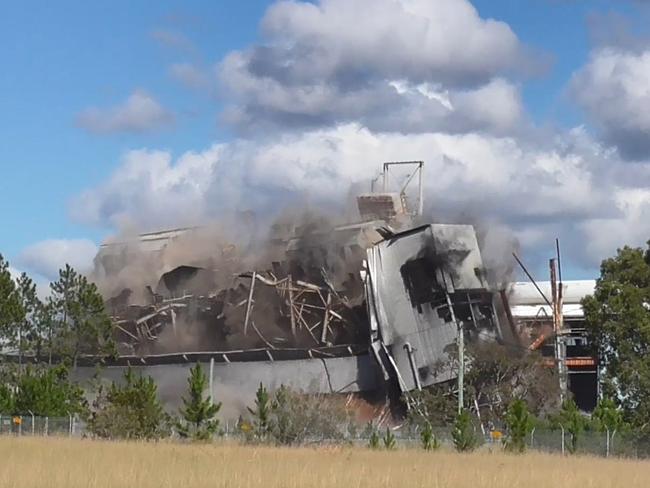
[28,411,35,435]
[18,416,22,436]
[560,426,565,455]
[45,417,49,436]
[530,427,535,449]
[68,414,73,437]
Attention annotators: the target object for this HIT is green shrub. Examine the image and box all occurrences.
[382,427,396,450]
[420,422,440,451]
[504,399,534,453]
[176,364,221,441]
[87,368,171,440]
[452,410,478,452]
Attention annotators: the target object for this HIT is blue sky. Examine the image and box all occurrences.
[2,0,650,284]
[1,1,269,252]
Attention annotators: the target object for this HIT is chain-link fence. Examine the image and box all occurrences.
[0,415,81,437]
[218,420,650,458]
[530,428,650,458]
[3,415,650,460]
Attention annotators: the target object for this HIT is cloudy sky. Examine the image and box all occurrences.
[2,0,650,284]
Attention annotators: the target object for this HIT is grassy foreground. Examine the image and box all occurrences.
[1,436,649,488]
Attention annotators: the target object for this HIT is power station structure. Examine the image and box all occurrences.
[3,161,600,417]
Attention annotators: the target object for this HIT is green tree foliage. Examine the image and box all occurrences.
[592,397,625,435]
[0,365,87,416]
[551,399,587,454]
[464,343,560,423]
[272,386,350,446]
[582,243,650,432]
[13,365,87,416]
[0,255,23,349]
[0,368,15,414]
[420,422,440,451]
[13,273,41,363]
[244,384,350,446]
[504,399,535,453]
[270,385,295,445]
[592,397,627,456]
[176,364,221,441]
[452,410,478,452]
[408,343,559,429]
[0,384,13,414]
[367,422,380,449]
[247,383,272,442]
[87,368,171,440]
[382,427,396,450]
[34,300,55,361]
[49,265,115,366]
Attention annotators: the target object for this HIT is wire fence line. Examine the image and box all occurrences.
[186,422,650,458]
[1,416,649,459]
[0,415,80,437]
[194,423,650,458]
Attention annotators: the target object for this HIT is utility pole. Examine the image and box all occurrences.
[550,258,567,403]
[417,161,424,217]
[458,314,464,413]
[446,292,463,413]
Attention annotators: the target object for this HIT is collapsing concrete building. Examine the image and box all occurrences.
[365,224,501,393]
[86,222,503,415]
[78,161,506,413]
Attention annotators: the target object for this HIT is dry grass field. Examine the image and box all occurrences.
[1,436,649,488]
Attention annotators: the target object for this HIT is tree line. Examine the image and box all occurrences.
[0,255,114,367]
[0,360,630,456]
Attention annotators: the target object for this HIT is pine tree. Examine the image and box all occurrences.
[382,427,396,450]
[0,255,23,351]
[34,300,55,361]
[592,397,626,457]
[367,422,380,449]
[270,384,296,446]
[551,399,586,454]
[49,265,115,367]
[420,422,440,451]
[504,399,535,453]
[14,273,40,365]
[177,364,221,441]
[247,383,272,442]
[452,409,478,452]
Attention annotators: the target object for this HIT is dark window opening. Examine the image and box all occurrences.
[418,366,430,381]
[569,372,598,412]
[400,257,443,312]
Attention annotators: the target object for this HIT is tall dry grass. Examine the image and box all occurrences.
[0,436,648,488]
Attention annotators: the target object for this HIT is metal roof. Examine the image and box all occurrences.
[507,280,596,306]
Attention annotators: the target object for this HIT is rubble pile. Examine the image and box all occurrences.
[104,222,377,356]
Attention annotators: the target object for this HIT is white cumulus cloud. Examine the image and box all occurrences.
[18,239,98,281]
[69,123,650,270]
[571,47,650,160]
[218,0,536,135]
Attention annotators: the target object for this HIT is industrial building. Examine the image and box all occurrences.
[3,161,600,416]
[508,280,598,411]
